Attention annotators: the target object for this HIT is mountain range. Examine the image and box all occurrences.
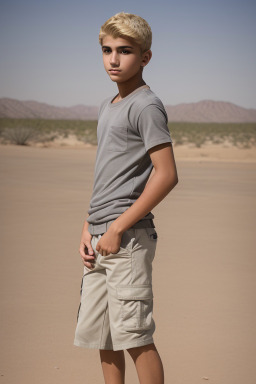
[1,97,256,123]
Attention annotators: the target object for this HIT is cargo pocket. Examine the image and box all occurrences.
[116,285,153,332]
[107,126,128,152]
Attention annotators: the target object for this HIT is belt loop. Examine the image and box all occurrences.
[150,219,155,228]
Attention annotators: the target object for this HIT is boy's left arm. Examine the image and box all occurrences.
[96,142,178,256]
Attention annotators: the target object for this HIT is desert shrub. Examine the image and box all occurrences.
[1,127,40,145]
[0,119,99,146]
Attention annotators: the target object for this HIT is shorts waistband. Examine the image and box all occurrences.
[88,219,155,235]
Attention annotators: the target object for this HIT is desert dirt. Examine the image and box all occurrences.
[0,143,256,384]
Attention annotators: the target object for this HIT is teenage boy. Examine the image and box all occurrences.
[74,12,178,384]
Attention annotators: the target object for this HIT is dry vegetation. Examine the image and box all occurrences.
[169,122,256,148]
[0,118,255,148]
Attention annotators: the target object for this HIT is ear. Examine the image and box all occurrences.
[141,49,152,67]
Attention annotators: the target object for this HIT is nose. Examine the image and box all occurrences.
[110,51,119,67]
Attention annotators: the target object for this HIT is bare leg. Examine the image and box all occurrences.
[127,343,164,384]
[100,349,125,384]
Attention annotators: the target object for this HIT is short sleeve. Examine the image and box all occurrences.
[137,104,173,152]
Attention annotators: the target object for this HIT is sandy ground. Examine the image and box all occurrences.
[0,144,256,384]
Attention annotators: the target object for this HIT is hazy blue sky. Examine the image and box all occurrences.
[1,0,255,108]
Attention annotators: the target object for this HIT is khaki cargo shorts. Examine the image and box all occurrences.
[74,227,158,351]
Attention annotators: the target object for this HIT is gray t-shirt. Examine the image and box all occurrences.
[87,86,173,231]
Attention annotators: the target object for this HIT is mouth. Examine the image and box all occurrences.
[109,69,121,74]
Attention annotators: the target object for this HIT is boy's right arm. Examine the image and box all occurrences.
[79,214,95,269]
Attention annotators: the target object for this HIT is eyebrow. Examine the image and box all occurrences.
[102,45,134,50]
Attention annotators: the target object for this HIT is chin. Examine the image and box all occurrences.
[109,77,125,84]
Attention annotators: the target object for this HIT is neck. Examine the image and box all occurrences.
[116,72,146,100]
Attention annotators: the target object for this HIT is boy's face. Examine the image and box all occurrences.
[101,35,151,84]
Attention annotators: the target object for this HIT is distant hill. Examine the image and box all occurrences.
[165,100,256,123]
[0,97,256,123]
[0,98,98,120]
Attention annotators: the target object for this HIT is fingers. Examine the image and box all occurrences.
[80,241,94,256]
[79,242,95,270]
[79,246,94,261]
[95,245,108,256]
[83,260,95,269]
[95,242,108,256]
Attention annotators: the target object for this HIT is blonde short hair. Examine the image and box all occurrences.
[99,12,152,52]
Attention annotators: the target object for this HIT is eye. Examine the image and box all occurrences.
[102,48,111,54]
[121,50,130,54]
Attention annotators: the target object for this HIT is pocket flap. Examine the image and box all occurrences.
[116,285,153,300]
